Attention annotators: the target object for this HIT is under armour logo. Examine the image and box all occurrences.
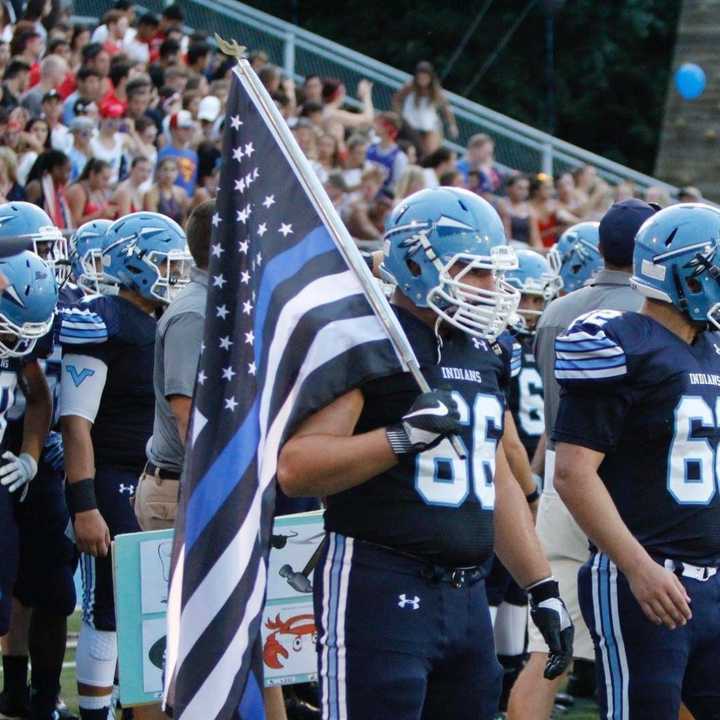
[65,365,95,387]
[471,337,487,351]
[397,594,420,610]
[714,343,720,356]
[118,484,134,495]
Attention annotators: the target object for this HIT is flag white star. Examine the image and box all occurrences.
[245,172,253,187]
[279,223,293,237]
[216,304,229,319]
[219,335,233,350]
[244,330,254,345]
[234,178,246,193]
[230,115,242,130]
[237,205,252,224]
[244,142,255,158]
[240,270,250,284]
[200,341,206,353]
[257,223,267,237]
[213,274,226,288]
[212,212,221,227]
[262,195,275,209]
[253,167,259,179]
[248,362,256,375]
[211,243,224,258]
[225,396,238,411]
[198,369,207,384]
[232,145,244,162]
[242,299,253,315]
[222,365,236,381]
[238,240,249,254]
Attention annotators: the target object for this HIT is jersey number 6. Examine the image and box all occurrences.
[668,395,720,505]
[414,392,502,509]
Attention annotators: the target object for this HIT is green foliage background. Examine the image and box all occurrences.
[246,0,680,174]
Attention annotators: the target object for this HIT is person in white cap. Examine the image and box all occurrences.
[157,109,198,195]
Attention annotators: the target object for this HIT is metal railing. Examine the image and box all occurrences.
[73,0,676,194]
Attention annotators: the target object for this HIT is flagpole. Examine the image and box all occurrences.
[223,45,465,458]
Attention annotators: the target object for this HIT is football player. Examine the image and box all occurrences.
[548,221,603,295]
[0,204,81,720]
[69,220,114,299]
[0,249,58,720]
[277,187,573,720]
[553,203,720,719]
[507,198,657,720]
[59,212,190,720]
[486,249,559,708]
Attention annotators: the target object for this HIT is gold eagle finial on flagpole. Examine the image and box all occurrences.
[214,34,247,62]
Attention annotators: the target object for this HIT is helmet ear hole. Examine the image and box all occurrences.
[687,277,702,293]
[406,259,422,277]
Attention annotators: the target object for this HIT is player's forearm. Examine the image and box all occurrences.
[61,416,96,483]
[530,433,546,476]
[277,428,397,498]
[502,414,536,496]
[554,442,648,573]
[494,445,551,587]
[21,383,51,462]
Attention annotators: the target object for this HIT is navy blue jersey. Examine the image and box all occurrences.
[59,295,156,469]
[0,356,25,452]
[324,307,515,567]
[553,309,720,565]
[507,336,544,458]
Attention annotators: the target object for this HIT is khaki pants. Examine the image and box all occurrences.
[134,469,180,531]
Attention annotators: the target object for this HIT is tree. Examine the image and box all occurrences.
[247,0,679,174]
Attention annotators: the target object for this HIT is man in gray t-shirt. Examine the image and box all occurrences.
[508,199,659,720]
[134,201,213,530]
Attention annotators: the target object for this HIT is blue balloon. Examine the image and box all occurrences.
[675,63,706,100]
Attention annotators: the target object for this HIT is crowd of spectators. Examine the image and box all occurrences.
[0,0,699,251]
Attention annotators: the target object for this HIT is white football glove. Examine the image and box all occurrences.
[0,451,38,501]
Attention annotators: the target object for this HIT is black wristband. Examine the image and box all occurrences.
[66,477,97,514]
[526,488,540,504]
[528,578,559,604]
[385,424,412,455]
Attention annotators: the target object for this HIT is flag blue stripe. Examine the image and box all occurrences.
[253,226,335,364]
[184,401,259,551]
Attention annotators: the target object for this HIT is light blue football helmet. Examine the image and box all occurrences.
[70,219,113,295]
[506,249,559,336]
[548,221,603,293]
[380,187,519,340]
[0,250,58,357]
[0,201,68,282]
[102,212,191,303]
[631,203,720,328]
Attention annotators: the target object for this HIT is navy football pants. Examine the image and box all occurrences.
[0,482,19,634]
[14,459,77,616]
[80,465,140,631]
[579,552,720,720]
[313,532,502,720]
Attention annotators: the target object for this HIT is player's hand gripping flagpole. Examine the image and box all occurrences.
[163,40,458,720]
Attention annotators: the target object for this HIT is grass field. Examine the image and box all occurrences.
[47,612,601,718]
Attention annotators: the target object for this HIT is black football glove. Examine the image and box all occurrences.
[385,390,462,455]
[528,577,574,680]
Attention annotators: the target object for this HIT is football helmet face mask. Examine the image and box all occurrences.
[506,249,558,336]
[381,187,519,340]
[0,250,58,358]
[548,221,602,293]
[0,202,69,283]
[70,219,113,296]
[102,212,192,304]
[631,203,720,330]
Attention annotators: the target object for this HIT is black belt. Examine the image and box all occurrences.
[360,539,484,589]
[145,461,181,481]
